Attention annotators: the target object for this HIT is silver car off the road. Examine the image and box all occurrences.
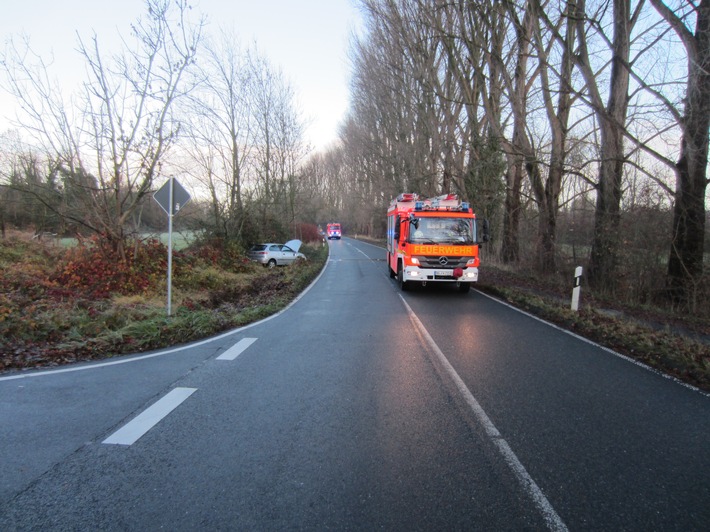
[247,240,306,268]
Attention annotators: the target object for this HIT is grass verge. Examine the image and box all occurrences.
[0,236,328,373]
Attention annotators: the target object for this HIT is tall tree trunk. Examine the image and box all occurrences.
[500,1,535,264]
[588,120,625,289]
[530,0,575,273]
[652,0,710,306]
[667,153,707,305]
[502,157,524,263]
[578,0,631,292]
[538,163,564,272]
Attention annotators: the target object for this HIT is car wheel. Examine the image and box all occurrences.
[267,259,277,268]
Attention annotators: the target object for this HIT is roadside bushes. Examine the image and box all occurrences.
[0,238,63,341]
[1,232,329,372]
[53,235,168,298]
[295,222,322,243]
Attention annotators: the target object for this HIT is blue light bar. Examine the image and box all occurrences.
[415,201,424,210]
[461,202,470,211]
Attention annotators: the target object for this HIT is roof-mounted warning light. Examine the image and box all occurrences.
[415,201,424,211]
[461,202,470,211]
[397,193,418,202]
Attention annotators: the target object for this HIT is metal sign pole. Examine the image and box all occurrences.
[167,177,174,317]
[153,176,190,318]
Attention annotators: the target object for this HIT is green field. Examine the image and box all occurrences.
[51,230,200,251]
[152,230,201,250]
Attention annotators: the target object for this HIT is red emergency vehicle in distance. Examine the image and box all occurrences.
[326,223,342,240]
[386,193,488,293]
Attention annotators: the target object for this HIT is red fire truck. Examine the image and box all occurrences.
[386,193,488,292]
[326,223,342,240]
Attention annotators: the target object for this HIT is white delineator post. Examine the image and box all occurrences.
[571,266,583,311]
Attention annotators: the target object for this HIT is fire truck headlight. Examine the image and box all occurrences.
[410,257,420,265]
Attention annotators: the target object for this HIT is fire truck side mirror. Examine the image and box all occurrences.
[479,219,491,244]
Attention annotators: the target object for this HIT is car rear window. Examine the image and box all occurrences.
[250,245,267,251]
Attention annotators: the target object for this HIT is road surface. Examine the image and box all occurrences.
[1,237,708,530]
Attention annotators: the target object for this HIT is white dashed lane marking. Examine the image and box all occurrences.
[102,337,258,446]
[103,387,197,446]
[216,337,258,361]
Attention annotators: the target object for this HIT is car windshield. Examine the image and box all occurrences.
[409,217,474,245]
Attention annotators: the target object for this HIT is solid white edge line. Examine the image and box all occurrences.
[0,249,330,382]
[473,289,710,398]
[363,236,707,398]
[399,295,569,532]
[216,337,257,361]
[102,387,196,446]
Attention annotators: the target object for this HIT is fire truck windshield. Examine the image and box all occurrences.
[409,217,474,245]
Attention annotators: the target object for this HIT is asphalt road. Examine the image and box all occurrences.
[1,237,708,530]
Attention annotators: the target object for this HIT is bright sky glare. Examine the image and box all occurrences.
[0,0,362,151]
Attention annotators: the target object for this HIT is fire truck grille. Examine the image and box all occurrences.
[416,256,469,269]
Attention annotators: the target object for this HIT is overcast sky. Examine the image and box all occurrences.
[0,0,363,151]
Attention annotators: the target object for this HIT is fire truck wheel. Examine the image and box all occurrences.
[397,264,409,291]
[458,282,471,294]
[388,262,396,278]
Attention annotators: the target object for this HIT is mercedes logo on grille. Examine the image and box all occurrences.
[438,256,449,266]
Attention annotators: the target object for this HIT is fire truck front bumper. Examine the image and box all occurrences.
[403,266,479,283]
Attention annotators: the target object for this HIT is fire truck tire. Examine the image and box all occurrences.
[397,263,409,291]
[458,282,471,293]
[388,261,396,278]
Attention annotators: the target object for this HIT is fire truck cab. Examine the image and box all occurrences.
[326,223,342,240]
[386,193,488,293]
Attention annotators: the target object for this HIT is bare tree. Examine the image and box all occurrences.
[432,1,506,225]
[350,1,454,199]
[248,50,308,237]
[570,0,637,291]
[180,31,254,243]
[649,0,710,306]
[344,12,412,204]
[529,0,578,272]
[1,0,203,259]
[494,0,536,263]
